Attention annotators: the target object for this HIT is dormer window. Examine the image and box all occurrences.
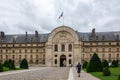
[117,42,119,46]
[102,35,105,40]
[109,42,111,45]
[116,35,119,40]
[96,36,98,40]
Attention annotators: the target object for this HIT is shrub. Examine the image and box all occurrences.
[82,61,88,68]
[87,53,103,72]
[103,67,111,76]
[110,64,115,67]
[9,61,16,70]
[102,60,109,68]
[0,63,3,72]
[118,75,120,80]
[112,60,118,67]
[20,58,29,69]
[3,59,9,67]
[5,59,16,70]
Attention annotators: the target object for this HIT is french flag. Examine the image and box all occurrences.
[58,12,63,19]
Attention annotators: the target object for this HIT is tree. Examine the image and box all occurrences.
[0,63,3,72]
[103,67,111,76]
[102,60,109,68]
[82,61,88,68]
[20,58,29,69]
[87,53,103,72]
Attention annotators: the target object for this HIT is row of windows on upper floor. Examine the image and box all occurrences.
[83,42,120,46]
[0,49,45,53]
[54,44,72,52]
[82,53,120,60]
[0,54,40,59]
[0,55,44,64]
[83,48,120,52]
[0,44,44,47]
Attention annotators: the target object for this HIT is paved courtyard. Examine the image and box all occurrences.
[0,67,100,80]
[0,67,70,80]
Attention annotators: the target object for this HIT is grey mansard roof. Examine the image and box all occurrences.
[0,33,49,43]
[76,31,120,41]
[0,31,120,43]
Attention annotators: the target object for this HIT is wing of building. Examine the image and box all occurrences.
[0,26,120,66]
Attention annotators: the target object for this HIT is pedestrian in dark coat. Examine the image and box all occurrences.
[76,62,81,77]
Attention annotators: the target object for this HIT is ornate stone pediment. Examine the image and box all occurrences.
[59,31,67,38]
[52,31,74,43]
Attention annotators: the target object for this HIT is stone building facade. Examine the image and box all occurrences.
[0,26,120,66]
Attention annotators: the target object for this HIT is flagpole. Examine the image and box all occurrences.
[63,12,64,26]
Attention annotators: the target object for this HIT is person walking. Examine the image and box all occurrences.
[76,62,81,77]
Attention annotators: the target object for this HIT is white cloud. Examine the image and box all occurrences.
[0,0,120,34]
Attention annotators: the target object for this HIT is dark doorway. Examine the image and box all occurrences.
[60,55,66,67]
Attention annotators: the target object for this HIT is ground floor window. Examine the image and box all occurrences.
[36,60,39,64]
[69,59,71,64]
[55,59,57,64]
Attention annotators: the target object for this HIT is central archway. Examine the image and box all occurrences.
[60,55,66,67]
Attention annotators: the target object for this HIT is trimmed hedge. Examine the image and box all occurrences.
[8,59,16,70]
[82,61,88,68]
[20,58,29,69]
[0,63,3,72]
[112,60,118,67]
[102,60,109,68]
[103,67,111,76]
[3,59,9,67]
[87,53,103,72]
[118,75,120,80]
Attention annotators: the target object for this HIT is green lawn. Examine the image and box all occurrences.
[89,67,120,80]
[3,67,23,72]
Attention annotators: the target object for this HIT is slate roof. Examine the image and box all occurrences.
[76,31,120,41]
[0,31,120,43]
[0,33,49,43]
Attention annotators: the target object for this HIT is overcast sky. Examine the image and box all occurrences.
[0,0,120,34]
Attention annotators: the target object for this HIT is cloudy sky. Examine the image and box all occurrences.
[0,0,120,34]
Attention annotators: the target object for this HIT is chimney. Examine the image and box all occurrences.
[1,31,5,38]
[35,30,38,37]
[26,32,28,37]
[91,28,96,37]
[25,32,28,41]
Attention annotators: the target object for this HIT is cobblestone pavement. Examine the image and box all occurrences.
[0,67,70,80]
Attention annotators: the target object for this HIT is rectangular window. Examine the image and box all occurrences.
[108,54,111,62]
[61,44,65,52]
[117,48,119,52]
[54,45,58,51]
[116,54,119,59]
[96,48,98,52]
[102,53,105,59]
[82,54,84,59]
[25,55,27,59]
[102,48,105,52]
[109,48,111,52]
[90,48,92,52]
[0,55,2,59]
[6,55,8,59]
[55,59,57,64]
[69,59,72,64]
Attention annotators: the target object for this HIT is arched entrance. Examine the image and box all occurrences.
[60,55,66,67]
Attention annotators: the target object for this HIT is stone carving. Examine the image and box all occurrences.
[59,31,67,38]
